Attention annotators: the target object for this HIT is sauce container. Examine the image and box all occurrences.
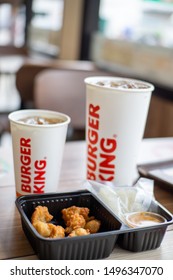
[125,211,166,228]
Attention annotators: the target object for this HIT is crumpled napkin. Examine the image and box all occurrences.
[84,178,154,224]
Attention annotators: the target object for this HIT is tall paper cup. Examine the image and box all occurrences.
[8,109,71,197]
[85,76,154,186]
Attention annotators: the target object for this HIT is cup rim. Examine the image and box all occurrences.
[84,76,154,92]
[8,109,71,128]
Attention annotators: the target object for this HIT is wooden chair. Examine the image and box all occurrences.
[15,60,112,140]
[15,60,98,109]
[34,68,112,140]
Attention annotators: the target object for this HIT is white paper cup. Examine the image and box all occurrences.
[85,76,154,186]
[8,109,71,197]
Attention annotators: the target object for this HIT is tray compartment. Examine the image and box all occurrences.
[16,190,122,260]
[117,199,173,252]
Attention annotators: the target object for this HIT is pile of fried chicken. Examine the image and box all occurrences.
[31,205,101,238]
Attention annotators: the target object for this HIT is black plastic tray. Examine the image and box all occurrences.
[16,190,173,258]
[16,190,123,260]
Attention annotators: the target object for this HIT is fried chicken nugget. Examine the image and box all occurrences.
[68,228,90,237]
[33,221,53,237]
[31,205,53,225]
[49,224,65,238]
[33,221,65,238]
[65,213,86,234]
[62,206,90,223]
[85,219,101,234]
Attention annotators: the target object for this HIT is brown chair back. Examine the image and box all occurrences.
[15,60,98,109]
[15,60,113,140]
[34,68,111,129]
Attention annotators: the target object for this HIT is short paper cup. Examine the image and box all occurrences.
[8,109,71,197]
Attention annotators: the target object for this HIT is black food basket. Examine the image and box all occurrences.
[16,190,123,260]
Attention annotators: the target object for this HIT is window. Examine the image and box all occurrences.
[0,3,25,46]
[99,0,173,47]
[28,0,64,57]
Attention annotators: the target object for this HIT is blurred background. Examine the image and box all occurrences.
[2,0,173,60]
[1,0,173,142]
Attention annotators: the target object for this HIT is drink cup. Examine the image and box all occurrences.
[85,76,154,186]
[8,109,71,197]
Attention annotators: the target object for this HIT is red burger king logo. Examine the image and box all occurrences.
[87,103,117,181]
[20,137,47,194]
